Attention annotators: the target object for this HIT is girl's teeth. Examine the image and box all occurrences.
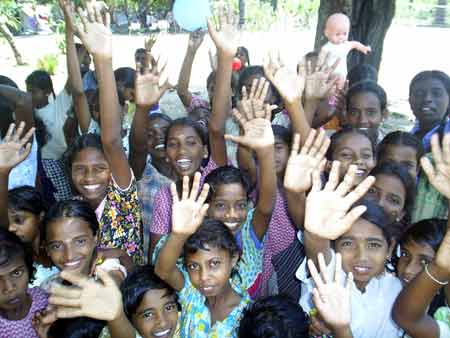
[84,184,101,190]
[155,144,165,150]
[224,222,239,229]
[354,266,369,273]
[154,329,171,337]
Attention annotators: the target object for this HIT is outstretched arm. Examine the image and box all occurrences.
[177,30,205,108]
[207,6,239,166]
[129,53,171,180]
[60,0,91,133]
[154,173,210,291]
[225,98,276,240]
[72,2,131,188]
[349,41,371,54]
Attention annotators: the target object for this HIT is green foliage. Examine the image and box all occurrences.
[394,0,449,26]
[37,53,59,75]
[0,0,21,32]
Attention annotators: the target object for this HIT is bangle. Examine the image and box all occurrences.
[425,264,449,286]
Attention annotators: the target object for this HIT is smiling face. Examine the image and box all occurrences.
[410,77,450,132]
[27,85,50,109]
[207,183,248,234]
[335,218,391,291]
[45,217,97,276]
[346,91,386,140]
[378,144,418,179]
[165,124,207,178]
[71,147,111,208]
[147,117,171,161]
[132,289,179,338]
[366,173,406,224]
[397,239,435,285]
[185,245,238,297]
[7,209,40,244]
[332,132,376,184]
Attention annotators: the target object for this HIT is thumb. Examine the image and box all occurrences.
[420,156,435,181]
[224,134,246,146]
[96,268,115,287]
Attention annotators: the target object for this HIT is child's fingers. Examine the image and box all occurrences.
[86,1,95,22]
[3,123,15,142]
[231,108,246,128]
[12,121,25,142]
[224,134,245,146]
[56,307,84,319]
[18,143,32,163]
[297,56,307,76]
[103,11,111,27]
[77,7,88,31]
[255,78,268,100]
[345,271,354,292]
[312,288,325,311]
[189,172,202,200]
[318,253,329,284]
[300,129,316,155]
[443,133,450,164]
[241,85,249,102]
[197,183,210,206]
[340,205,367,234]
[343,175,375,208]
[59,270,89,289]
[334,252,343,285]
[181,175,190,200]
[94,4,102,23]
[170,182,180,203]
[324,161,340,191]
[49,295,81,307]
[317,136,330,161]
[329,57,340,74]
[310,170,322,192]
[420,157,436,182]
[264,104,273,121]
[335,165,357,196]
[249,78,258,100]
[319,159,327,173]
[308,258,325,290]
[290,133,301,157]
[430,133,444,165]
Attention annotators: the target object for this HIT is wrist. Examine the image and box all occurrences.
[0,168,11,177]
[332,324,353,338]
[254,144,275,155]
[170,232,192,241]
[428,262,450,283]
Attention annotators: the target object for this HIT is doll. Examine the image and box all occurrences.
[321,13,371,80]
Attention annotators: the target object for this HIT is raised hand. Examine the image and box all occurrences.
[207,5,239,57]
[135,54,172,109]
[0,122,34,174]
[145,33,158,52]
[48,270,122,321]
[72,0,112,59]
[225,78,275,150]
[305,162,375,240]
[264,52,305,105]
[303,50,340,101]
[421,133,450,199]
[284,129,330,193]
[171,172,210,236]
[309,253,353,332]
[188,29,206,50]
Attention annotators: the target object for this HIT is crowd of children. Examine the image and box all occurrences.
[1,1,450,337]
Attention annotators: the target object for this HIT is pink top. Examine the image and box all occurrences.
[0,287,48,338]
[150,158,219,235]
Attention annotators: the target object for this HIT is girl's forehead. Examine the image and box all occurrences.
[341,218,385,241]
[335,133,372,149]
[349,91,381,107]
[186,245,231,261]
[212,182,247,199]
[168,124,201,139]
[412,77,447,91]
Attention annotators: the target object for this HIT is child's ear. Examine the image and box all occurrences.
[382,109,390,120]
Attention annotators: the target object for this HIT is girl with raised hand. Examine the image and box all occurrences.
[149,5,238,256]
[155,173,261,337]
[393,135,450,336]
[298,163,403,337]
[62,1,143,262]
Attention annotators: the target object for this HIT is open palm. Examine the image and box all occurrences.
[264,55,304,104]
[0,122,34,173]
[284,130,329,193]
[421,133,450,199]
[305,163,375,240]
[207,6,239,56]
[74,3,112,59]
[309,253,352,330]
[304,51,339,100]
[135,58,171,108]
[171,173,210,236]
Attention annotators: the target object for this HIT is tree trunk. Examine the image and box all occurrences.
[434,0,447,26]
[0,22,25,65]
[271,0,278,11]
[314,0,395,73]
[239,0,245,28]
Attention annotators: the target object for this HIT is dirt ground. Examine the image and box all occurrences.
[2,25,450,131]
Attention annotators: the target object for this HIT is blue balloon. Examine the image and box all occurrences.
[173,0,211,32]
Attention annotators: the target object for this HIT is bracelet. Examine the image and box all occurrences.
[424,264,449,286]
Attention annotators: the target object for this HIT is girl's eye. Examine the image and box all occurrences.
[167,142,177,148]
[361,153,373,160]
[187,263,199,271]
[349,110,360,117]
[143,311,154,319]
[165,303,177,312]
[366,110,379,118]
[420,258,431,266]
[368,242,382,249]
[340,241,353,248]
[367,187,377,195]
[339,153,353,160]
[400,251,408,258]
[214,202,225,210]
[13,216,24,225]
[238,202,248,210]
[388,195,401,206]
[11,268,24,278]
[49,243,62,251]
[187,140,197,146]
[431,89,444,98]
[210,260,220,268]
[75,238,87,246]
